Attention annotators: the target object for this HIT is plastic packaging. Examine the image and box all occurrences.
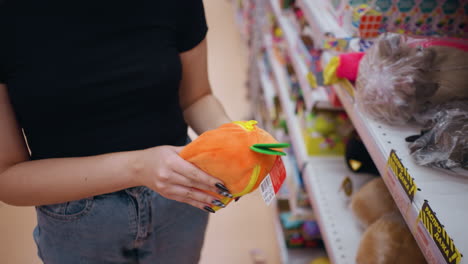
[355,33,468,125]
[408,101,468,177]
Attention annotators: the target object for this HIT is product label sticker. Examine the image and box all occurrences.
[260,175,275,205]
[418,201,462,264]
[387,150,417,202]
[269,156,287,193]
[260,156,286,205]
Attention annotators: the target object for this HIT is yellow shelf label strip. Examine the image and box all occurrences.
[418,201,462,264]
[387,150,417,202]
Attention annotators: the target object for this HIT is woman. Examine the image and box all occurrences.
[0,0,232,263]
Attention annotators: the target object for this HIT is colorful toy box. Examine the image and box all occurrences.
[302,111,353,156]
[325,0,467,38]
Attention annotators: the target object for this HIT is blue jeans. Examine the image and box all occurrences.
[33,186,209,264]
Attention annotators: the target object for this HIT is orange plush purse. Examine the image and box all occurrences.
[179,120,289,211]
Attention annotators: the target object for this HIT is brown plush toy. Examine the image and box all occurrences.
[356,33,468,125]
[356,212,427,264]
[350,178,398,228]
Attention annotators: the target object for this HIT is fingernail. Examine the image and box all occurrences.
[219,191,233,198]
[215,183,230,193]
[204,206,216,213]
[235,197,241,202]
[212,200,226,208]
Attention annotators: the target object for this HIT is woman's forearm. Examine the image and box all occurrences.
[183,94,231,135]
[0,151,139,206]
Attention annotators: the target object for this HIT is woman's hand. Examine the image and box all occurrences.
[133,145,231,213]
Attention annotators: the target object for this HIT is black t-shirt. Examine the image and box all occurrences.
[0,0,208,159]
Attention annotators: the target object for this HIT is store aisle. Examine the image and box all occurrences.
[200,1,281,263]
[0,1,280,264]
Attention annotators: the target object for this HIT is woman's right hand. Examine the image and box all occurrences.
[132,145,231,212]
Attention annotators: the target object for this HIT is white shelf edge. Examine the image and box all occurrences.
[332,80,468,264]
[296,0,350,45]
[257,58,276,113]
[264,40,309,169]
[270,1,340,112]
[264,33,368,264]
[273,202,290,264]
[303,157,375,264]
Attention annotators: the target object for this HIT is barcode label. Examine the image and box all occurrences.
[260,175,275,205]
[261,176,271,192]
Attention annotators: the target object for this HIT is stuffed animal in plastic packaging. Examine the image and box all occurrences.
[355,33,468,125]
[407,100,468,177]
[356,212,427,264]
[179,120,289,211]
[350,178,398,228]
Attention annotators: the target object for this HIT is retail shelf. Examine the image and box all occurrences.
[274,203,290,264]
[265,33,374,264]
[273,202,326,264]
[257,58,276,114]
[331,76,468,264]
[264,35,309,169]
[270,1,339,112]
[296,0,350,46]
[303,158,374,264]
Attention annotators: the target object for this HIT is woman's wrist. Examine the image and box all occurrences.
[120,150,146,188]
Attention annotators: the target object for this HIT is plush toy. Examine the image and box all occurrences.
[356,212,427,264]
[179,120,289,211]
[345,131,379,175]
[323,52,365,85]
[355,33,468,125]
[407,100,468,177]
[350,178,398,228]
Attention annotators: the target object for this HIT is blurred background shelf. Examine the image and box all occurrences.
[270,0,340,112]
[233,0,468,263]
[296,0,350,45]
[332,80,468,264]
[303,158,373,264]
[263,31,370,264]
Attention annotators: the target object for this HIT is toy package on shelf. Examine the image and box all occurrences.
[285,62,303,102]
[279,211,324,248]
[355,32,468,125]
[276,186,323,249]
[326,0,468,38]
[301,111,354,156]
[407,100,468,177]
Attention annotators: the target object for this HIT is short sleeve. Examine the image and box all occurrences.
[175,0,208,52]
[0,60,6,84]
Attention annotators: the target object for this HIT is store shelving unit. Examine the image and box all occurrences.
[273,200,326,264]
[273,202,292,264]
[258,51,324,264]
[331,80,468,264]
[302,158,374,264]
[263,32,374,264]
[237,1,468,263]
[256,58,276,116]
[296,0,350,46]
[264,34,309,169]
[298,1,468,263]
[269,0,340,112]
